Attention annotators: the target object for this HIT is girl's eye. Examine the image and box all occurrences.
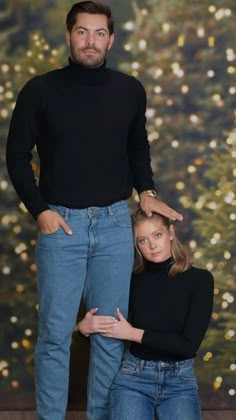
[138,238,147,245]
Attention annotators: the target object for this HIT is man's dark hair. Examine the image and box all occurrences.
[66,1,114,34]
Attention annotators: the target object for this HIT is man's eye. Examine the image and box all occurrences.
[97,32,105,37]
[154,233,161,238]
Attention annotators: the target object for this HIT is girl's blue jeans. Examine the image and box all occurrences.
[34,200,134,420]
[110,351,201,420]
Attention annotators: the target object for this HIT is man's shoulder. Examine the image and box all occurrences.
[108,68,145,90]
[23,66,67,89]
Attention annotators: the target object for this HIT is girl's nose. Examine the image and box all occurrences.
[149,241,157,249]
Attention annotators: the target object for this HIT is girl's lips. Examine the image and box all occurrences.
[151,251,161,257]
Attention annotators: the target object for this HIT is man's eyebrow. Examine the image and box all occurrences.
[96,28,108,32]
[74,25,108,32]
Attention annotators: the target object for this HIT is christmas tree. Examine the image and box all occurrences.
[189,130,236,403]
[120,0,236,406]
[0,28,65,401]
[121,0,236,224]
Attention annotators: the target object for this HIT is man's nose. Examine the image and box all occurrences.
[87,33,95,45]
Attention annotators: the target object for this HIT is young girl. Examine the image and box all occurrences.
[78,209,214,420]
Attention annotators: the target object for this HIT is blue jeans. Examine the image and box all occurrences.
[110,352,201,420]
[34,201,134,420]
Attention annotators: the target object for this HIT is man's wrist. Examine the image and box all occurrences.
[139,189,158,200]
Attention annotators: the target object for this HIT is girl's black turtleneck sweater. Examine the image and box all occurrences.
[129,258,214,361]
[6,59,154,218]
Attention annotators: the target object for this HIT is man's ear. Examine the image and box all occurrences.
[65,30,70,48]
[107,33,115,51]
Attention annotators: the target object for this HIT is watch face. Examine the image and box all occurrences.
[140,190,157,198]
[149,190,157,197]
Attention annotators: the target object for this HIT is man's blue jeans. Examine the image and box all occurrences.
[34,200,134,420]
[110,352,201,420]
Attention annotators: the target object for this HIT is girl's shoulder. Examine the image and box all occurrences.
[182,266,214,288]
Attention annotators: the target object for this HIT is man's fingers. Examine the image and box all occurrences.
[59,218,72,235]
[140,197,183,221]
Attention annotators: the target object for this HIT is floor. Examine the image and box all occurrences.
[0,411,236,419]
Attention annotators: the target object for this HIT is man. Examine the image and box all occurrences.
[6,2,182,419]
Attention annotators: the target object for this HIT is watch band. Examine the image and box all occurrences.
[139,189,158,199]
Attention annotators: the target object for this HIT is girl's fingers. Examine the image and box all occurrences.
[89,307,98,314]
[95,316,116,322]
[100,333,113,337]
[116,307,125,320]
[98,325,116,331]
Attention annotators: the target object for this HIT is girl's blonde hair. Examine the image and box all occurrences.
[132,208,192,276]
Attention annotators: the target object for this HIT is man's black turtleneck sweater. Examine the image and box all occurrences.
[6,59,154,218]
[129,258,214,361]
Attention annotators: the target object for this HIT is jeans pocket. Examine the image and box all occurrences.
[178,365,196,381]
[38,204,66,237]
[111,209,132,228]
[38,227,61,236]
[118,359,138,376]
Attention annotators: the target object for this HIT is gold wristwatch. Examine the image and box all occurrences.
[139,189,158,200]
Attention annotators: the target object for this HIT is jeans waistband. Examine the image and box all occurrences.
[125,352,193,370]
[48,200,129,219]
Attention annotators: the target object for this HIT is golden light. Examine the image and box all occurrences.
[0,361,8,371]
[213,376,222,390]
[154,68,163,78]
[11,342,19,349]
[209,140,217,148]
[11,380,19,389]
[197,28,205,38]
[181,85,189,94]
[162,23,171,33]
[177,34,185,47]
[10,316,18,323]
[176,181,185,190]
[208,5,216,13]
[154,86,162,94]
[207,70,215,78]
[15,243,27,255]
[16,284,24,293]
[208,36,215,47]
[139,40,147,50]
[229,389,236,396]
[2,266,11,275]
[171,140,179,148]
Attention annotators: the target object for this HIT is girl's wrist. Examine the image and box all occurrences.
[131,327,144,343]
[77,320,89,337]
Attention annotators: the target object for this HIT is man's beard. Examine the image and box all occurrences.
[71,46,106,68]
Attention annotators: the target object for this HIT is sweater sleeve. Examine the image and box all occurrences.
[6,77,49,218]
[127,79,154,193]
[141,271,214,358]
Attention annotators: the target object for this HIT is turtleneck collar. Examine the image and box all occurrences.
[67,56,108,85]
[146,256,173,273]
